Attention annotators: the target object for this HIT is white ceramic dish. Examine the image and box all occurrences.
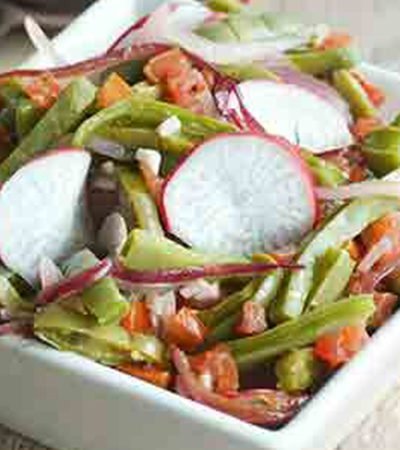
[1,1,400,450]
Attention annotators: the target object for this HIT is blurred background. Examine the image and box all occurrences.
[1,0,400,71]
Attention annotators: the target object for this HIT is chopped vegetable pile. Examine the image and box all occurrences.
[1,0,400,429]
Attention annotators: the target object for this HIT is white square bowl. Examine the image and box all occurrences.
[2,2,400,450]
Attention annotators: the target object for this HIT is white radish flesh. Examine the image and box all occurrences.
[161,133,315,256]
[0,149,91,285]
[229,80,353,154]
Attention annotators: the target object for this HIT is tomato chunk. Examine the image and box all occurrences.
[97,73,132,109]
[189,344,239,394]
[23,73,60,109]
[163,307,207,350]
[314,324,369,368]
[121,301,152,335]
[318,31,353,50]
[351,70,385,108]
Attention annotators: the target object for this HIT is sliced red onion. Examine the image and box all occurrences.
[0,44,167,87]
[113,261,301,288]
[317,181,400,201]
[109,1,211,52]
[179,279,221,309]
[171,346,307,425]
[37,258,112,305]
[357,236,394,273]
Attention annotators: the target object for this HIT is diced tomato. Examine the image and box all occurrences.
[118,363,171,388]
[164,68,217,116]
[97,73,132,109]
[314,324,369,368]
[235,301,267,336]
[189,344,239,394]
[23,73,60,109]
[144,48,216,116]
[351,70,386,108]
[163,307,208,351]
[121,301,152,335]
[371,292,398,328]
[317,31,353,50]
[144,48,192,84]
[351,117,383,141]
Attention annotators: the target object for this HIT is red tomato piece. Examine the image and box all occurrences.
[314,324,369,368]
[163,307,207,351]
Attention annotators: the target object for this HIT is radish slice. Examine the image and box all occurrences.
[268,65,351,120]
[226,80,353,153]
[0,149,92,285]
[38,256,64,290]
[161,133,316,256]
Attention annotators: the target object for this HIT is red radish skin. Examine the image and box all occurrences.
[0,148,92,285]
[160,132,316,256]
[112,260,301,288]
[37,258,112,305]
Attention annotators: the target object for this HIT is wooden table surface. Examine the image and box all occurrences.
[1,1,400,449]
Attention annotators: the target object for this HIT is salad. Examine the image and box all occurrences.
[0,0,399,428]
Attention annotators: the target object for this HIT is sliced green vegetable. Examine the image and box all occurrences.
[229,295,374,369]
[217,63,281,82]
[81,277,129,325]
[130,333,166,365]
[288,46,360,76]
[361,127,400,176]
[271,197,400,322]
[96,127,159,150]
[73,96,235,153]
[0,78,96,182]
[34,303,133,365]
[15,99,43,139]
[202,267,283,344]
[306,248,356,310]
[197,19,238,42]
[62,249,99,277]
[0,272,33,314]
[206,0,243,13]
[300,149,348,187]
[117,166,164,235]
[275,348,321,393]
[332,69,377,118]
[391,113,400,128]
[131,81,161,99]
[121,229,244,270]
